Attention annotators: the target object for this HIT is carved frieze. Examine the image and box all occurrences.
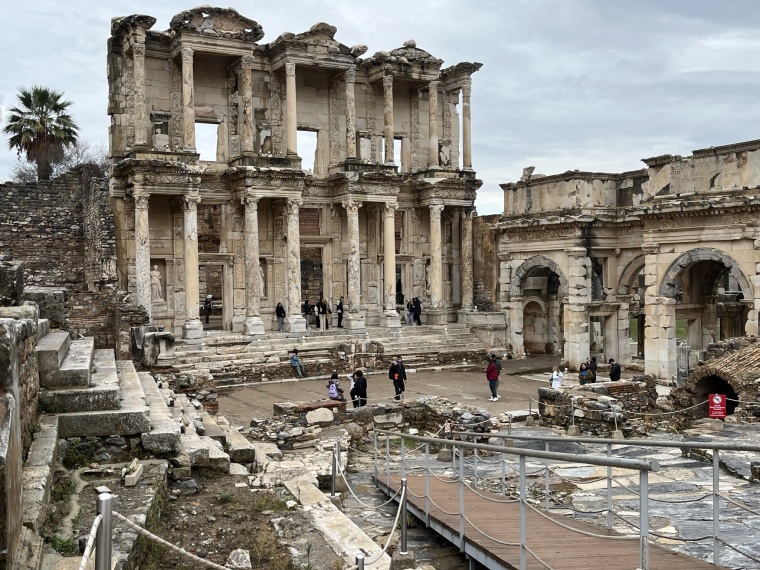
[270,74,283,156]
[508,226,577,242]
[367,84,377,164]
[170,60,182,151]
[411,92,420,171]
[329,78,340,165]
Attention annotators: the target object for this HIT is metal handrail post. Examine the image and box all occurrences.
[356,553,365,570]
[373,431,378,482]
[544,440,550,511]
[501,438,506,497]
[424,443,431,525]
[458,442,465,552]
[519,455,527,570]
[639,470,649,570]
[331,443,337,497]
[400,478,408,554]
[713,449,720,566]
[606,443,612,530]
[95,493,113,570]
[401,436,406,479]
[473,447,478,487]
[385,434,390,487]
[529,396,532,417]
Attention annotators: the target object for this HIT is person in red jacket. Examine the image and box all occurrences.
[485,357,500,401]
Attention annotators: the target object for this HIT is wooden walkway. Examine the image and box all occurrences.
[375,473,726,570]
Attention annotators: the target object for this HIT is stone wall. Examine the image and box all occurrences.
[473,215,500,310]
[81,167,117,289]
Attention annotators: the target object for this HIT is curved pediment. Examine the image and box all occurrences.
[270,22,353,58]
[367,40,443,67]
[169,6,264,42]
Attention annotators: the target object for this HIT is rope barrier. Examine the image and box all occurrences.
[113,512,235,570]
[547,498,609,515]
[607,476,713,504]
[524,503,638,541]
[461,512,520,547]
[716,537,760,565]
[77,514,102,570]
[362,487,406,566]
[525,545,555,570]
[427,494,462,516]
[721,493,760,517]
[726,397,760,406]
[336,460,401,510]
[462,481,519,504]
[627,400,708,417]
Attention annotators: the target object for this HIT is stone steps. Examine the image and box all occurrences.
[36,331,71,387]
[39,337,95,388]
[38,350,120,413]
[138,372,181,455]
[56,360,150,438]
[21,416,59,535]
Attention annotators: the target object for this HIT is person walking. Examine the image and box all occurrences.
[550,366,564,388]
[608,358,621,381]
[290,349,306,378]
[353,369,368,407]
[413,297,422,326]
[389,357,406,401]
[485,357,499,401]
[589,356,598,376]
[275,302,286,332]
[406,299,414,325]
[316,299,327,330]
[203,295,213,324]
[336,296,344,328]
[302,298,312,328]
[578,362,593,385]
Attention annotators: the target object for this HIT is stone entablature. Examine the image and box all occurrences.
[107,8,482,336]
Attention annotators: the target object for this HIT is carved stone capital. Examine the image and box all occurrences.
[384,202,399,217]
[462,207,476,220]
[180,46,194,63]
[345,66,356,84]
[342,200,362,214]
[134,195,150,211]
[242,195,259,211]
[461,78,472,98]
[133,42,146,57]
[240,55,255,69]
[428,79,440,93]
[285,61,296,76]
[184,194,201,212]
[287,198,303,216]
[429,203,445,219]
[641,243,660,255]
[383,75,393,88]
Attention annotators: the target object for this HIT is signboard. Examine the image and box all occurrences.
[708,394,726,419]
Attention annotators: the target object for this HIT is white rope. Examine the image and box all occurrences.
[427,494,461,516]
[721,493,760,517]
[627,399,708,416]
[524,544,555,570]
[716,537,760,565]
[461,512,520,547]
[336,460,402,510]
[726,397,760,406]
[608,476,712,504]
[525,502,638,541]
[77,514,102,570]
[363,487,406,566]
[113,512,235,570]
[462,481,519,504]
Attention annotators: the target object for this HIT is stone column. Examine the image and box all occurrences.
[285,198,307,331]
[134,193,152,320]
[180,46,196,151]
[240,55,255,153]
[641,243,676,379]
[285,62,298,157]
[462,78,472,170]
[182,194,203,338]
[565,247,591,370]
[429,203,445,309]
[382,202,401,327]
[345,66,357,159]
[133,42,148,148]
[460,207,474,309]
[616,295,632,366]
[342,200,366,330]
[427,80,439,168]
[507,297,525,358]
[383,74,394,164]
[243,195,265,334]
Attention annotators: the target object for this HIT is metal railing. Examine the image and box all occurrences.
[447,430,760,568]
[372,429,661,570]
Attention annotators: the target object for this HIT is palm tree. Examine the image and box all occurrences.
[3,86,79,180]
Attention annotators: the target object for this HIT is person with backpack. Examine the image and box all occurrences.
[327,371,345,402]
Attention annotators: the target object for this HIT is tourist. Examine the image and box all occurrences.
[327,372,345,402]
[290,349,306,378]
[443,418,452,439]
[406,299,414,325]
[302,298,312,327]
[203,295,212,324]
[413,297,422,325]
[353,369,368,407]
[579,362,594,385]
[485,357,499,401]
[608,358,621,381]
[275,302,286,332]
[550,366,563,388]
[389,356,406,400]
[324,299,332,329]
[589,356,598,376]
[491,352,502,393]
[336,296,344,328]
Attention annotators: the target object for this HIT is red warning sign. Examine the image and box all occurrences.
[708,394,726,419]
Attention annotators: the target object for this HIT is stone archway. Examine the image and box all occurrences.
[617,254,646,296]
[510,255,567,298]
[676,365,742,418]
[618,255,646,359]
[658,248,752,299]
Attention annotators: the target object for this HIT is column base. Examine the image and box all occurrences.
[182,319,204,339]
[244,316,266,336]
[344,312,366,331]
[285,315,307,333]
[426,310,448,325]
[456,308,475,325]
[380,311,402,329]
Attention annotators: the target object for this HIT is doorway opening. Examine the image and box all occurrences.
[200,263,224,330]
[693,375,739,417]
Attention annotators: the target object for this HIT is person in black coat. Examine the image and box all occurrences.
[275,302,286,331]
[412,297,422,326]
[336,296,344,328]
[608,358,621,381]
[352,369,368,407]
[203,295,212,324]
[389,356,407,400]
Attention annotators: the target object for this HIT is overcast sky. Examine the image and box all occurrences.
[2,0,760,214]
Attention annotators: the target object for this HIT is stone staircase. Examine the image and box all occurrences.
[169,324,489,382]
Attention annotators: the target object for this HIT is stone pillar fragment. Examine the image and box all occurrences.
[507,298,525,358]
[182,194,203,338]
[460,207,474,309]
[383,74,394,164]
[343,200,365,330]
[641,244,676,379]
[180,46,196,151]
[285,62,298,157]
[429,204,445,309]
[428,80,439,168]
[345,66,357,159]
[133,42,148,148]
[565,247,591,370]
[462,79,472,170]
[240,56,255,153]
[382,203,400,328]
[243,196,264,334]
[134,194,151,320]
[285,199,306,332]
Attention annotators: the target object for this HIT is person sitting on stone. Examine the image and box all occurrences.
[290,349,306,378]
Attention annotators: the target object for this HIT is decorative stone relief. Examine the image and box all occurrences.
[270,74,283,156]
[411,92,420,171]
[367,83,377,164]
[329,78,340,165]
[170,60,182,151]
[125,53,136,149]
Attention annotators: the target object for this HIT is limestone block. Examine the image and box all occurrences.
[21,286,67,328]
[374,412,403,425]
[226,549,252,570]
[306,408,335,425]
[0,260,24,306]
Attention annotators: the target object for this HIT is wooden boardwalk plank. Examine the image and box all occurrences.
[375,473,726,570]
